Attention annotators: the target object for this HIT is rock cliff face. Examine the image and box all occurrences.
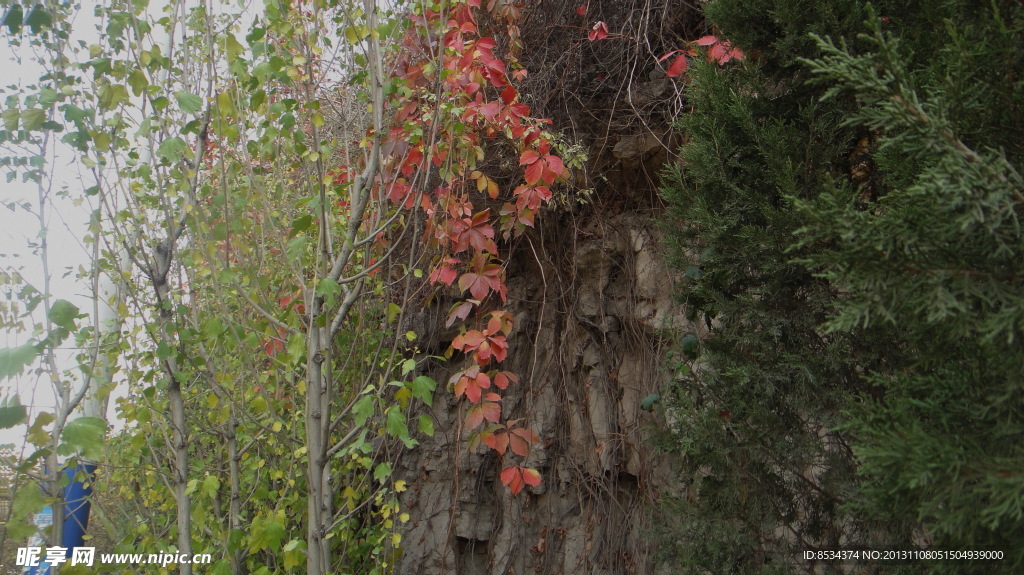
[396,134,696,574]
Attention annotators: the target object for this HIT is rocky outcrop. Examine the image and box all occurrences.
[396,141,698,573]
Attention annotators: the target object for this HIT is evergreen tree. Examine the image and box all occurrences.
[797,2,1024,570]
[659,0,1023,573]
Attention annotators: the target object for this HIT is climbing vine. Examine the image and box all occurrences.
[383,0,560,493]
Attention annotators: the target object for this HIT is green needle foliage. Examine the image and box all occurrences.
[659,0,1024,573]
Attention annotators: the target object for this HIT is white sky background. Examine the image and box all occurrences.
[2,0,348,454]
[1,4,103,448]
[0,0,260,451]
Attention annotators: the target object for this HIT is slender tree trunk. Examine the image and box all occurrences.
[154,249,193,575]
[305,311,330,575]
[228,421,244,575]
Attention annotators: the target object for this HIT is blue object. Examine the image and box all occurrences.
[24,463,96,574]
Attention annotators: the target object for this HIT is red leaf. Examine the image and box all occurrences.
[479,100,501,121]
[696,35,718,46]
[500,466,523,494]
[453,330,486,352]
[263,337,284,357]
[576,4,587,15]
[483,429,510,454]
[467,400,501,429]
[429,259,460,286]
[519,150,541,165]
[515,185,553,211]
[446,300,476,327]
[466,406,485,429]
[501,84,517,105]
[487,310,514,335]
[455,369,490,403]
[459,272,493,300]
[493,371,518,389]
[666,54,688,77]
[449,210,497,254]
[524,161,544,186]
[542,155,564,184]
[709,43,729,64]
[477,37,496,51]
[588,21,609,41]
[500,466,541,495]
[657,49,681,63]
[508,428,532,456]
[473,334,507,364]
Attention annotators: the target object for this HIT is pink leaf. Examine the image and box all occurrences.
[446,301,475,327]
[588,21,609,41]
[696,35,718,46]
[657,49,681,63]
[666,54,688,77]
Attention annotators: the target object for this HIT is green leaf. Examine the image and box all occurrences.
[316,277,340,307]
[640,394,661,411]
[223,33,244,61]
[386,302,401,323]
[27,411,54,446]
[210,560,232,575]
[201,474,220,499]
[5,484,45,540]
[681,334,699,354]
[49,299,80,331]
[24,3,52,34]
[418,415,434,436]
[216,91,235,118]
[176,91,203,114]
[2,3,24,34]
[0,342,41,379]
[2,108,18,131]
[259,515,285,551]
[286,236,307,260]
[21,108,45,131]
[97,84,129,111]
[128,70,149,97]
[0,395,27,428]
[352,395,374,427]
[288,214,312,237]
[59,416,107,460]
[409,375,436,406]
[386,408,416,448]
[401,358,416,375]
[156,136,187,163]
[373,462,392,484]
[286,333,305,365]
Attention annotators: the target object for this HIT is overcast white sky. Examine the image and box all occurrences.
[1,0,263,452]
[1,21,99,448]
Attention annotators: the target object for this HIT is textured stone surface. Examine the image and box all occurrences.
[393,202,697,574]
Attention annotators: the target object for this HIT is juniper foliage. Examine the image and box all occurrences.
[659,0,1024,573]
